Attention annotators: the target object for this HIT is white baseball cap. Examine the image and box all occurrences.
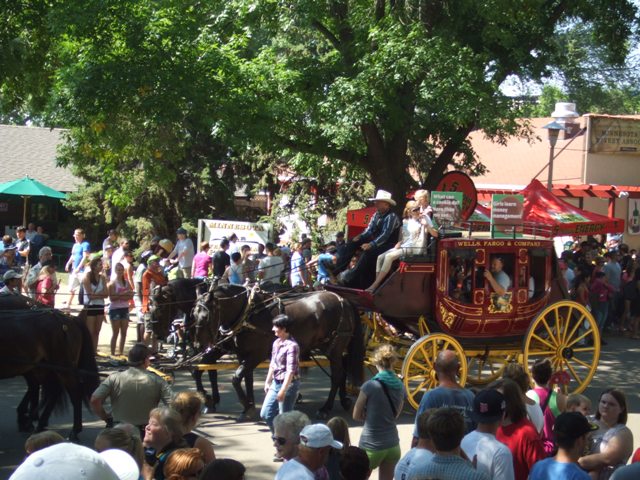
[10,443,119,480]
[299,424,343,449]
[3,270,22,282]
[99,449,140,480]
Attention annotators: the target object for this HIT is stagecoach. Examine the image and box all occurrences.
[327,223,601,410]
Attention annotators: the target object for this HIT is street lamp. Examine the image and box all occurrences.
[542,120,566,192]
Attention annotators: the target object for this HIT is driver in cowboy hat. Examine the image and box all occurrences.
[334,189,401,289]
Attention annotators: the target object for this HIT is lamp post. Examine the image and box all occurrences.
[542,120,566,191]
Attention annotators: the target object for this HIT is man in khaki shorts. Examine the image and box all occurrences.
[64,228,91,308]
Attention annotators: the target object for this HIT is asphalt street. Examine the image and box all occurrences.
[0,311,639,480]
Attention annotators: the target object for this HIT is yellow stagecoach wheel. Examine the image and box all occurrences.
[466,353,513,386]
[523,300,600,394]
[400,334,468,410]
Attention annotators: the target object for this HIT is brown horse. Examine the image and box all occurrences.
[0,295,100,440]
[187,284,365,420]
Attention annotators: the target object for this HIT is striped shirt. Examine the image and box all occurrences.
[361,210,401,248]
[409,454,489,480]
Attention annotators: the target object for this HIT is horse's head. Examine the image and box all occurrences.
[150,284,175,339]
[193,284,250,348]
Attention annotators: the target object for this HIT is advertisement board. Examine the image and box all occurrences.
[491,194,524,238]
[589,116,640,155]
[197,219,273,252]
[431,191,463,227]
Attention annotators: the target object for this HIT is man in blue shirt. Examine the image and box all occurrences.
[529,412,594,480]
[64,228,91,307]
[314,245,337,286]
[334,190,400,289]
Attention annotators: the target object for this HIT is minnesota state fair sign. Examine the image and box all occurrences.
[491,194,524,238]
[589,116,640,154]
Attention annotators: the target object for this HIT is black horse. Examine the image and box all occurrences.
[0,295,100,440]
[189,284,365,419]
[150,278,221,407]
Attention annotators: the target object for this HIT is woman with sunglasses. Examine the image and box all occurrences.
[261,314,301,432]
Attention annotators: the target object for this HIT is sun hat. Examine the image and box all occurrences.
[9,443,119,480]
[553,412,598,441]
[471,388,506,423]
[98,449,140,480]
[158,239,174,253]
[3,270,22,282]
[299,424,343,449]
[368,189,396,206]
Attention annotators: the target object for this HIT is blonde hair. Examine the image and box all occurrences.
[149,407,186,445]
[24,431,64,454]
[403,200,417,218]
[171,391,205,426]
[372,344,397,370]
[163,448,205,480]
[414,189,429,201]
[95,425,144,469]
[567,393,591,410]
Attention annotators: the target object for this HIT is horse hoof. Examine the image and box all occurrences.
[236,407,256,422]
[296,393,303,404]
[67,432,80,443]
[341,397,353,411]
[316,410,329,420]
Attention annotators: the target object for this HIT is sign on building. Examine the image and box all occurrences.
[589,116,640,155]
[431,191,463,227]
[197,219,273,252]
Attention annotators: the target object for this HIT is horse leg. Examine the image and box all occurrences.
[338,355,353,411]
[207,369,220,406]
[232,364,257,422]
[17,377,37,433]
[316,353,345,419]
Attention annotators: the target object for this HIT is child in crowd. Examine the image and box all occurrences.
[566,394,592,417]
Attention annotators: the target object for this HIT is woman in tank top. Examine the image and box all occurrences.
[108,262,134,356]
[82,256,108,353]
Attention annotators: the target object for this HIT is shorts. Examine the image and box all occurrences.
[109,307,129,321]
[143,312,154,333]
[363,444,401,470]
[85,304,105,317]
[68,272,82,292]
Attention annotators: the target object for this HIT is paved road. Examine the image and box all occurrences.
[1,315,639,480]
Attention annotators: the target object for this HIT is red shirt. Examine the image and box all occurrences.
[497,417,545,480]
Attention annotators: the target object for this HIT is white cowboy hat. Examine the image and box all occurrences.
[368,189,396,206]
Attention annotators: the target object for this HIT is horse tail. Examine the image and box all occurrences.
[345,303,365,386]
[40,371,69,416]
[72,315,101,404]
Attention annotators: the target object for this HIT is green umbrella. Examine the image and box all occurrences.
[0,176,67,226]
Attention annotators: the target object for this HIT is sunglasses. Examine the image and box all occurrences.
[272,435,287,446]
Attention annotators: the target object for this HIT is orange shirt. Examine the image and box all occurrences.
[141,269,167,313]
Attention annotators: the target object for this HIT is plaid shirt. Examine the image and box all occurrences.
[361,210,401,248]
[270,337,300,382]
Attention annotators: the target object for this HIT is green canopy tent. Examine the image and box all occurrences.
[0,176,67,226]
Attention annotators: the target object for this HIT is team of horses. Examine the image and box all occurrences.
[150,279,364,420]
[0,278,364,439]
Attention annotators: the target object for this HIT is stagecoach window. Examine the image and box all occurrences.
[448,249,476,304]
[528,248,548,299]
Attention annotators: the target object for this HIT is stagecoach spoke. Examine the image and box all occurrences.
[410,379,432,397]
[531,333,556,351]
[561,306,574,344]
[564,315,584,346]
[553,308,562,344]
[541,319,559,347]
[527,349,556,357]
[564,360,583,385]
[570,357,593,370]
[571,347,596,354]
[566,329,594,349]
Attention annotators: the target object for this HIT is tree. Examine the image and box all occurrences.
[224,0,638,201]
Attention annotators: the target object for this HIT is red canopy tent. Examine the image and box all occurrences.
[520,179,624,237]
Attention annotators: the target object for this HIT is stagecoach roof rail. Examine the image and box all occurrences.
[440,221,555,240]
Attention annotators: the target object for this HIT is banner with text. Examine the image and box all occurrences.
[431,191,463,227]
[589,116,640,155]
[491,194,524,238]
